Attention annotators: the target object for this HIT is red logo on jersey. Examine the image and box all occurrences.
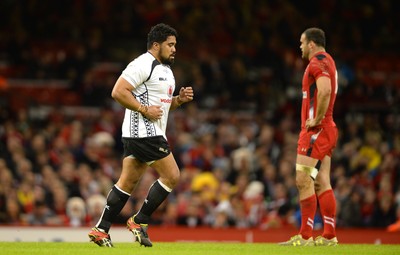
[168,85,173,97]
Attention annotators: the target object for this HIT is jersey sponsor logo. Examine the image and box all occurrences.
[159,77,167,81]
[160,98,172,103]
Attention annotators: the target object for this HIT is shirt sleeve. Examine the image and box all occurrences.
[309,58,331,81]
[120,59,149,89]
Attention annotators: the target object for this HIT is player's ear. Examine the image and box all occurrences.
[152,42,160,50]
[308,40,315,49]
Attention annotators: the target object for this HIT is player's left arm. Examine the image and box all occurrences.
[170,86,194,111]
[306,76,331,129]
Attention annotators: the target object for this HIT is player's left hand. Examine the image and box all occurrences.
[178,87,194,103]
[305,118,320,130]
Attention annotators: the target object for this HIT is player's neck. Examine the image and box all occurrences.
[147,50,161,63]
[309,47,326,60]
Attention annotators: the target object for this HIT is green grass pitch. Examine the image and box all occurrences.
[0,242,399,255]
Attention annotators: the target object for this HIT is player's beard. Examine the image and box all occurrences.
[159,48,175,65]
[161,55,175,65]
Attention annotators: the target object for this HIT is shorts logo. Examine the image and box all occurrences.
[159,147,169,154]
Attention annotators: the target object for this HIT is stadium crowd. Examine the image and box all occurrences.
[0,0,399,231]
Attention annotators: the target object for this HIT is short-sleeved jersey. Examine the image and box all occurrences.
[301,51,337,129]
[120,52,175,139]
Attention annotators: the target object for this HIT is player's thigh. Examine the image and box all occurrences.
[296,154,319,167]
[150,153,180,187]
[117,156,148,192]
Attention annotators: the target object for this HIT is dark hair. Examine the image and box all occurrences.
[147,23,178,49]
[303,27,326,48]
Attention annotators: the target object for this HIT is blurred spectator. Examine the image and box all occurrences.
[339,188,363,227]
[243,181,265,227]
[24,200,61,226]
[370,195,396,228]
[66,197,88,227]
[16,176,35,214]
[51,182,69,219]
[361,186,377,226]
[86,194,106,226]
[177,193,204,228]
[4,198,22,225]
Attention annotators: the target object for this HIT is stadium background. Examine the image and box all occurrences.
[0,0,399,241]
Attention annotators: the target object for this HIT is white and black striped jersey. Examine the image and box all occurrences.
[120,52,176,139]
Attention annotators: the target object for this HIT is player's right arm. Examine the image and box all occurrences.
[313,76,331,123]
[305,57,332,130]
[111,76,162,120]
[111,76,142,111]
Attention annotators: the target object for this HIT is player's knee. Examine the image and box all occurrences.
[116,179,136,193]
[162,170,180,188]
[315,175,331,192]
[295,173,312,192]
[296,178,312,192]
[170,171,180,187]
[314,181,322,193]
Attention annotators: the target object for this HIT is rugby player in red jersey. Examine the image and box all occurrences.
[280,28,339,246]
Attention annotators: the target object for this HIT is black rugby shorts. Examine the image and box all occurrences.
[122,136,171,163]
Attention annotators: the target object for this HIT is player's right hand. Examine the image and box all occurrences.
[143,105,163,121]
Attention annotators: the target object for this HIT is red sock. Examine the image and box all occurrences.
[318,189,336,239]
[299,194,317,239]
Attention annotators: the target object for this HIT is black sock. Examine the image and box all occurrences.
[135,180,170,224]
[97,185,130,232]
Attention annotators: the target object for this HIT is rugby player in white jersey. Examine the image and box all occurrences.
[88,23,194,247]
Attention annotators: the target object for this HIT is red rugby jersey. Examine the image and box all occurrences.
[301,51,337,129]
